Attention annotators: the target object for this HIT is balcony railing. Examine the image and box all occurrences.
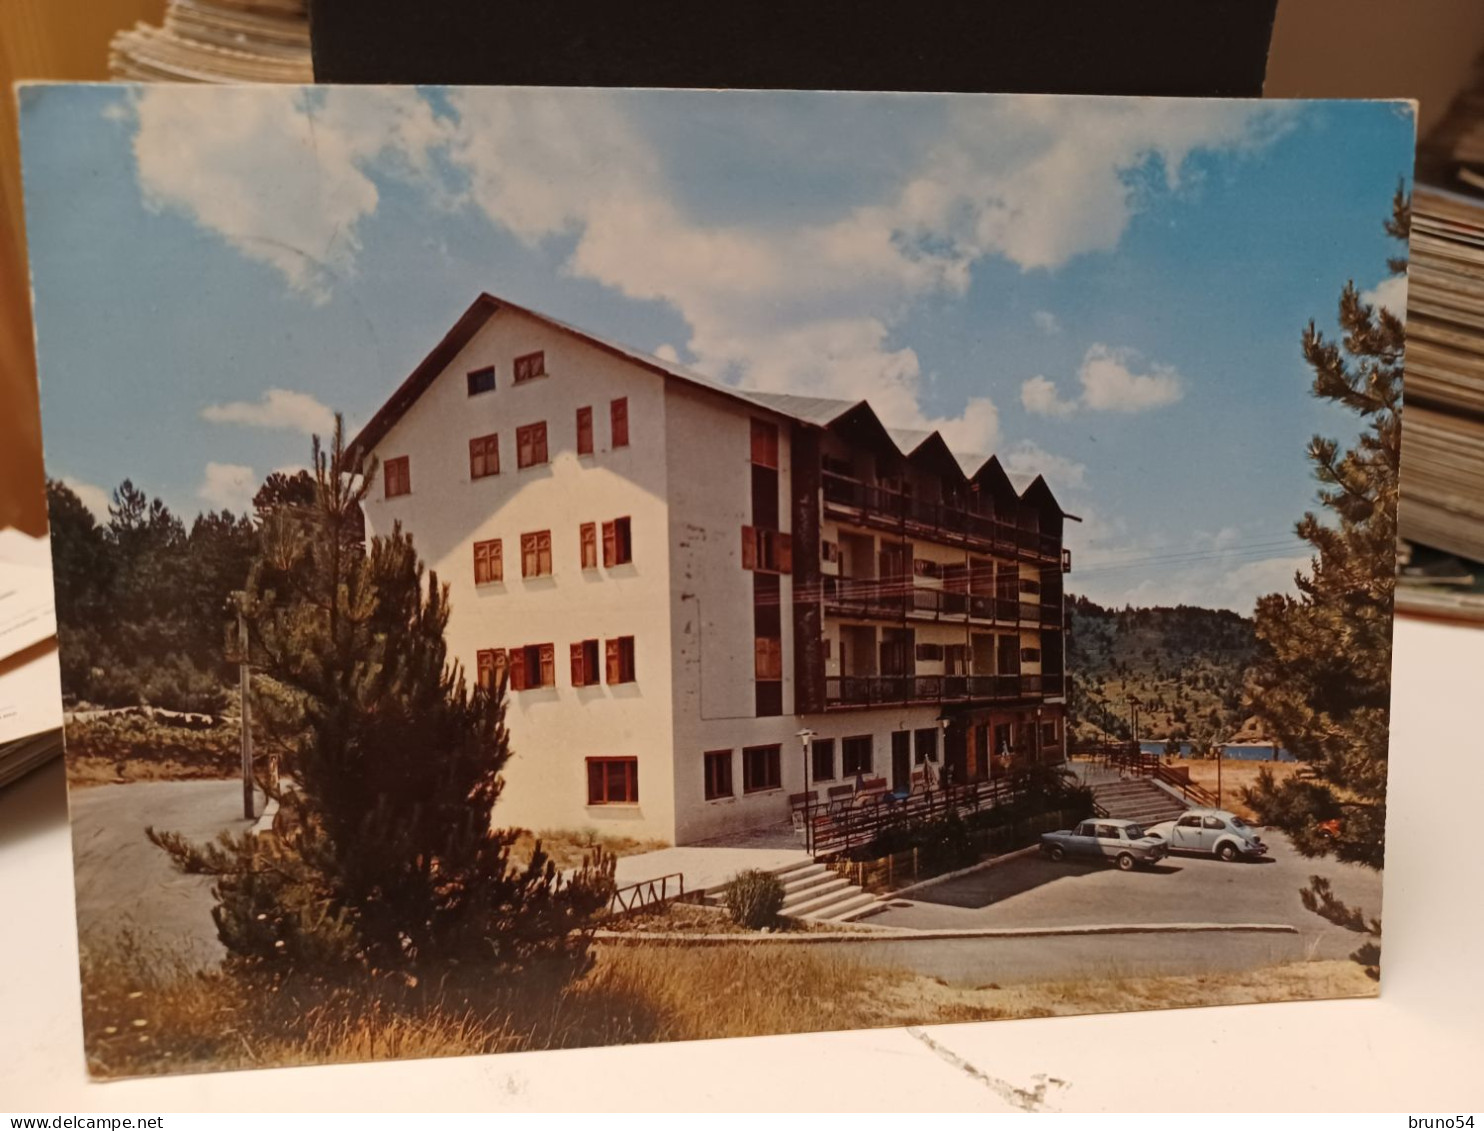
[824,672,1065,709]
[822,472,1061,561]
[822,577,1044,627]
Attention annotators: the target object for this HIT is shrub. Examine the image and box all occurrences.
[724,869,785,929]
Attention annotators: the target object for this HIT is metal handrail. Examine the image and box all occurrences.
[608,872,686,915]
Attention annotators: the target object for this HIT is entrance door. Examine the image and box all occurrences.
[891,731,911,793]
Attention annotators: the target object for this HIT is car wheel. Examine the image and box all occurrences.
[1217,842,1238,862]
[1048,845,1066,862]
[1116,852,1135,872]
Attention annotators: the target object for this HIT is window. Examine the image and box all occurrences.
[750,418,779,468]
[516,422,548,468]
[576,406,593,455]
[384,456,411,498]
[521,531,553,578]
[754,636,783,680]
[742,744,782,793]
[610,397,629,448]
[1040,720,1058,746]
[606,636,636,684]
[467,366,495,396]
[842,735,873,777]
[602,517,633,566]
[1096,824,1122,840]
[1203,816,1226,830]
[570,639,601,686]
[1075,822,1096,837]
[914,558,942,578]
[704,750,733,800]
[508,643,555,690]
[944,644,969,675]
[513,351,546,383]
[580,522,598,569]
[1177,814,1203,829]
[1021,647,1042,663]
[1019,577,1042,596]
[469,434,500,479]
[473,539,503,584]
[587,757,638,805]
[914,727,939,765]
[476,648,505,691]
[916,642,945,663]
[821,539,839,564]
[811,737,836,782]
[741,525,793,573]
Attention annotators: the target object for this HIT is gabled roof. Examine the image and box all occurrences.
[349,292,1079,518]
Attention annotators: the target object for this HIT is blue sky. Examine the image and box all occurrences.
[19,86,1414,612]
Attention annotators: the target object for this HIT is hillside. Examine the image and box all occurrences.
[1065,596,1260,744]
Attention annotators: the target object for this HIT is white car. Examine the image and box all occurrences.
[1145,808,1267,862]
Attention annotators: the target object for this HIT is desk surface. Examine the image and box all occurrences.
[2,616,1480,1112]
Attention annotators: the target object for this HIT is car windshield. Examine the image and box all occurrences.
[1124,824,1145,839]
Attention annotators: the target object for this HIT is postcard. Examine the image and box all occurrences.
[17,85,1411,1078]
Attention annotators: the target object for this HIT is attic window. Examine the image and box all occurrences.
[467,367,495,396]
[514,351,546,383]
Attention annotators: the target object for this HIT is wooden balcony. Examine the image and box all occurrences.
[824,672,1065,709]
[822,472,1061,563]
[821,576,1029,625]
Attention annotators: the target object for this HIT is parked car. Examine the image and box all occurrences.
[1144,808,1267,861]
[1040,818,1168,871]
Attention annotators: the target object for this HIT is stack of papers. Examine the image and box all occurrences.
[0,529,63,788]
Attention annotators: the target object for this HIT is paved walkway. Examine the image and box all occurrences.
[613,842,809,894]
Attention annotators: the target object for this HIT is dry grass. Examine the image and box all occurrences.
[600,901,874,935]
[508,827,668,872]
[79,929,1373,1079]
[1169,756,1302,821]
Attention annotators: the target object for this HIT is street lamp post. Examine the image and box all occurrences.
[796,729,816,852]
[232,592,254,822]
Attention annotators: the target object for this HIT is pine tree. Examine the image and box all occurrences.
[151,418,614,981]
[1244,187,1405,873]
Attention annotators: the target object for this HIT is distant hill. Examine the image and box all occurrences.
[1065,596,1260,744]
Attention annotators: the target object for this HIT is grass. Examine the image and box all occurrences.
[80,930,1375,1079]
[509,827,668,872]
[1168,757,1303,821]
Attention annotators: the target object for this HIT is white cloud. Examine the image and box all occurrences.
[128,86,450,302]
[1362,273,1408,316]
[59,476,111,522]
[124,88,1287,449]
[197,462,256,512]
[1033,310,1061,335]
[1077,344,1184,412]
[1022,344,1184,416]
[201,388,335,435]
[1020,374,1078,417]
[654,343,681,363]
[1001,441,1085,492]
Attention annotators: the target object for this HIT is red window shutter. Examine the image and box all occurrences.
[492,541,502,582]
[577,406,593,455]
[611,398,629,447]
[508,648,526,691]
[606,638,621,684]
[602,520,616,567]
[539,643,555,686]
[741,525,757,570]
[570,642,585,686]
[587,760,604,805]
[777,532,793,574]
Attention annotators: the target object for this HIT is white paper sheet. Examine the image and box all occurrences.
[0,529,57,663]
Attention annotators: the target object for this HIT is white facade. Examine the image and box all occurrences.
[358,295,1069,847]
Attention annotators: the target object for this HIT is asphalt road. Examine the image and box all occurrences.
[863,831,1383,970]
[70,778,265,969]
[69,780,1384,986]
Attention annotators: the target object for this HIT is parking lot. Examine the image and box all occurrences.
[867,831,1383,963]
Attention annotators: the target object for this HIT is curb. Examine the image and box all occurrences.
[888,844,1041,899]
[592,921,1300,946]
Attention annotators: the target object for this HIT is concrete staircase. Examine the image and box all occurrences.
[772,860,881,923]
[1091,777,1188,825]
